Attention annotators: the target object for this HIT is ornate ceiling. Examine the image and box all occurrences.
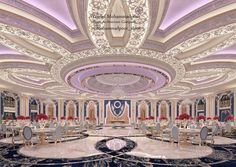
[0,0,236,99]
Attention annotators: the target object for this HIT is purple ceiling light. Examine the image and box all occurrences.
[0,45,21,55]
[23,0,77,30]
[159,0,213,30]
[65,62,171,96]
[214,44,236,55]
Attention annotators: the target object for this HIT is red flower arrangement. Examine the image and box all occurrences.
[60,116,65,120]
[148,116,155,120]
[207,117,212,120]
[7,114,14,120]
[25,116,30,120]
[178,113,190,120]
[175,117,179,120]
[17,115,25,120]
[36,113,48,120]
[138,117,144,121]
[197,115,206,121]
[160,116,168,121]
[86,117,96,121]
[225,115,234,121]
[213,116,219,121]
[67,116,74,120]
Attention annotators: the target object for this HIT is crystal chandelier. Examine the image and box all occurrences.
[111,85,125,99]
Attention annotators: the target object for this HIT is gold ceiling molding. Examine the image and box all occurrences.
[0,3,82,43]
[87,0,149,48]
[191,59,236,65]
[12,74,53,86]
[50,48,185,93]
[0,23,71,58]
[69,0,88,36]
[152,3,236,42]
[0,34,55,64]
[0,68,52,90]
[166,24,236,63]
[0,59,45,65]
[0,70,45,90]
[149,0,167,37]
[183,75,223,86]
[183,68,236,91]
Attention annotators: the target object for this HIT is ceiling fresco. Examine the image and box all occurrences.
[0,0,236,99]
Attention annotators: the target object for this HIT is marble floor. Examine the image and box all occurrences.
[85,127,144,137]
[1,127,236,166]
[127,137,213,159]
[19,137,105,159]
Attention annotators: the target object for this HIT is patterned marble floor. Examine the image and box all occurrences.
[0,127,236,167]
[85,127,144,137]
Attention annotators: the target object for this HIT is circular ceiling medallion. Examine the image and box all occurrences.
[96,74,141,86]
[66,62,171,96]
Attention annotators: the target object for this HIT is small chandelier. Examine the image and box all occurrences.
[111,85,125,99]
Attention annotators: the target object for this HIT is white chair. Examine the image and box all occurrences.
[49,122,55,128]
[167,121,173,129]
[207,124,219,144]
[171,126,180,148]
[0,124,13,138]
[224,123,232,137]
[131,122,135,129]
[63,123,69,138]
[191,126,209,146]
[23,126,33,146]
[153,123,161,136]
[140,123,148,135]
[52,126,62,144]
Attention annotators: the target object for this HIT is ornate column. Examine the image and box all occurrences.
[207,94,215,118]
[205,96,210,117]
[22,95,29,116]
[100,99,104,124]
[234,89,236,124]
[20,94,25,116]
[57,99,63,120]
[80,99,84,122]
[171,99,177,121]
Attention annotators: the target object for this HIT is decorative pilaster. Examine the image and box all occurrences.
[172,100,177,121]
[234,90,236,124]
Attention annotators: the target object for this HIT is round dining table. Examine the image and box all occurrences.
[33,128,55,145]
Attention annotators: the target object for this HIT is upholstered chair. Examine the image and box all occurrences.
[0,124,13,138]
[171,126,180,148]
[206,124,219,144]
[53,125,62,144]
[23,126,33,146]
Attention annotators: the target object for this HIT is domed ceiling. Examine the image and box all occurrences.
[0,0,236,99]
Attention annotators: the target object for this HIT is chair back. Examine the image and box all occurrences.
[49,122,55,128]
[200,126,208,140]
[36,122,40,128]
[212,124,219,135]
[63,124,69,132]
[225,123,231,133]
[54,125,62,140]
[79,122,83,129]
[171,126,179,141]
[1,124,7,132]
[167,121,173,129]
[23,126,33,141]
[32,121,36,127]
[156,123,161,131]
